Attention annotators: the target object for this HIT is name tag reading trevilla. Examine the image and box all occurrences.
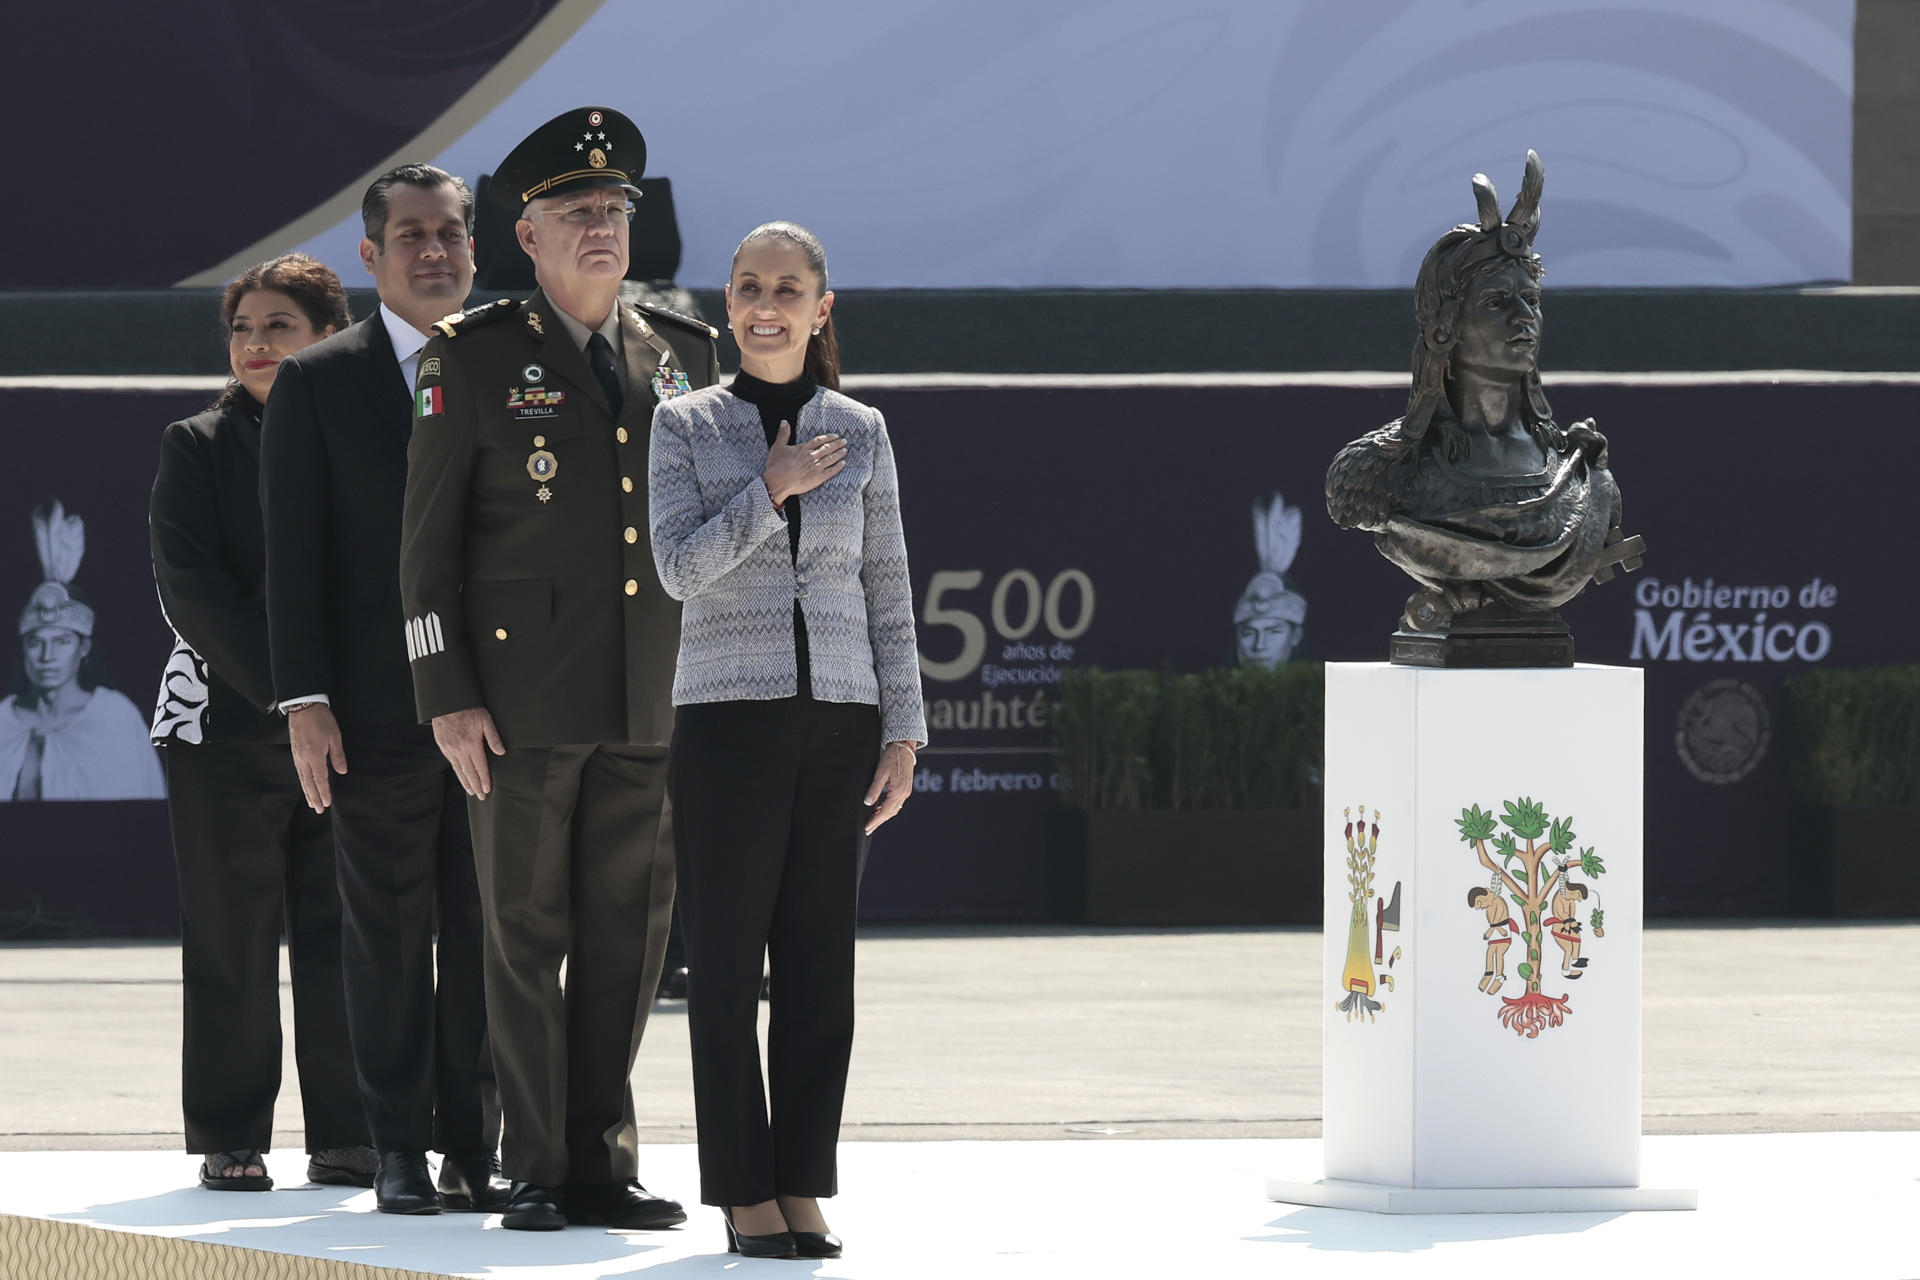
[509,387,566,419]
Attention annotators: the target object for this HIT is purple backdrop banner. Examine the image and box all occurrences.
[1,4,1853,288]
[0,4,566,287]
[0,390,197,934]
[0,380,1908,932]
[856,379,1913,920]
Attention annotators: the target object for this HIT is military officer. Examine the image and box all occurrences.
[398,106,718,1233]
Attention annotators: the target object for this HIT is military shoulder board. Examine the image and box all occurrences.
[633,300,719,340]
[431,297,521,339]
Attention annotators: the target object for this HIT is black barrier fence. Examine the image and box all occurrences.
[11,290,1920,378]
[0,379,1911,932]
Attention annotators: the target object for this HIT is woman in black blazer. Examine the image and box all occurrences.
[149,254,371,1192]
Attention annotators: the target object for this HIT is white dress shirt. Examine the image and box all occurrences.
[381,302,434,396]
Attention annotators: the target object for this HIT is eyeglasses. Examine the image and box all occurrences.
[530,199,637,228]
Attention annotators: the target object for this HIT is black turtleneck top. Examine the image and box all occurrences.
[726,368,817,698]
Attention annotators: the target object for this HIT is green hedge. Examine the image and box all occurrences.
[1053,663,1324,811]
[1783,665,1920,806]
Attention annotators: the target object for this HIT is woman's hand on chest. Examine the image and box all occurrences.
[762,419,849,505]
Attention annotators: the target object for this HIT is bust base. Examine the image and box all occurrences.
[1265,1175,1696,1215]
[1389,605,1574,667]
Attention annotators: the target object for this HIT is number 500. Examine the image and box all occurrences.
[917,569,1095,683]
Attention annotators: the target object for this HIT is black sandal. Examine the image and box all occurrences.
[200,1149,273,1191]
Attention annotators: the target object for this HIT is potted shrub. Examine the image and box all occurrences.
[1049,663,1323,925]
[1783,666,1920,917]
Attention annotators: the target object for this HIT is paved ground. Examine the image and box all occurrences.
[0,922,1914,1152]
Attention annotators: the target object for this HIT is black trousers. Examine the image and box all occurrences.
[165,740,364,1155]
[669,697,880,1206]
[329,724,498,1154]
[466,744,677,1187]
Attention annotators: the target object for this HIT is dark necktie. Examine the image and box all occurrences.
[587,332,624,418]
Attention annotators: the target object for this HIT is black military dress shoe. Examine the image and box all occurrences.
[374,1150,441,1215]
[502,1181,567,1231]
[565,1179,687,1229]
[437,1151,512,1212]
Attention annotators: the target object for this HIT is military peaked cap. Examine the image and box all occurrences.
[491,106,646,210]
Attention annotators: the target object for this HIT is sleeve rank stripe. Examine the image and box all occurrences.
[404,613,445,662]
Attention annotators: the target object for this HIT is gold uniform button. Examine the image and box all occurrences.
[624,526,638,544]
[621,476,633,492]
[533,435,545,447]
[494,628,508,640]
[616,427,629,443]
[625,579,639,595]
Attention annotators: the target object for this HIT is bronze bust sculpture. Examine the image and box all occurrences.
[1325,151,1644,666]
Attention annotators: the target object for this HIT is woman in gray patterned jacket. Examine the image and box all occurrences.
[647,221,926,1260]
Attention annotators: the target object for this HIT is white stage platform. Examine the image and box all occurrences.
[1,1134,1915,1279]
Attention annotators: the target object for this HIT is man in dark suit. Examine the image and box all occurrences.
[261,164,507,1216]
[399,107,717,1232]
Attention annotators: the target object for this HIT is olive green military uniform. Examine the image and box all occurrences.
[399,289,718,1187]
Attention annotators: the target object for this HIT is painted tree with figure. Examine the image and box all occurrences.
[1456,798,1605,1038]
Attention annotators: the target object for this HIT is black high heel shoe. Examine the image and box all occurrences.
[792,1229,843,1259]
[722,1206,797,1258]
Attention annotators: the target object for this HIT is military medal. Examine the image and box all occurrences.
[527,445,558,504]
[651,363,693,401]
[633,318,692,401]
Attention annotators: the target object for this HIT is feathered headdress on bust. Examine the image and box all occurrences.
[20,500,93,637]
[1235,492,1307,628]
[1404,149,1555,442]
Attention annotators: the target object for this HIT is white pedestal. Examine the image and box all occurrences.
[1268,662,1694,1214]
